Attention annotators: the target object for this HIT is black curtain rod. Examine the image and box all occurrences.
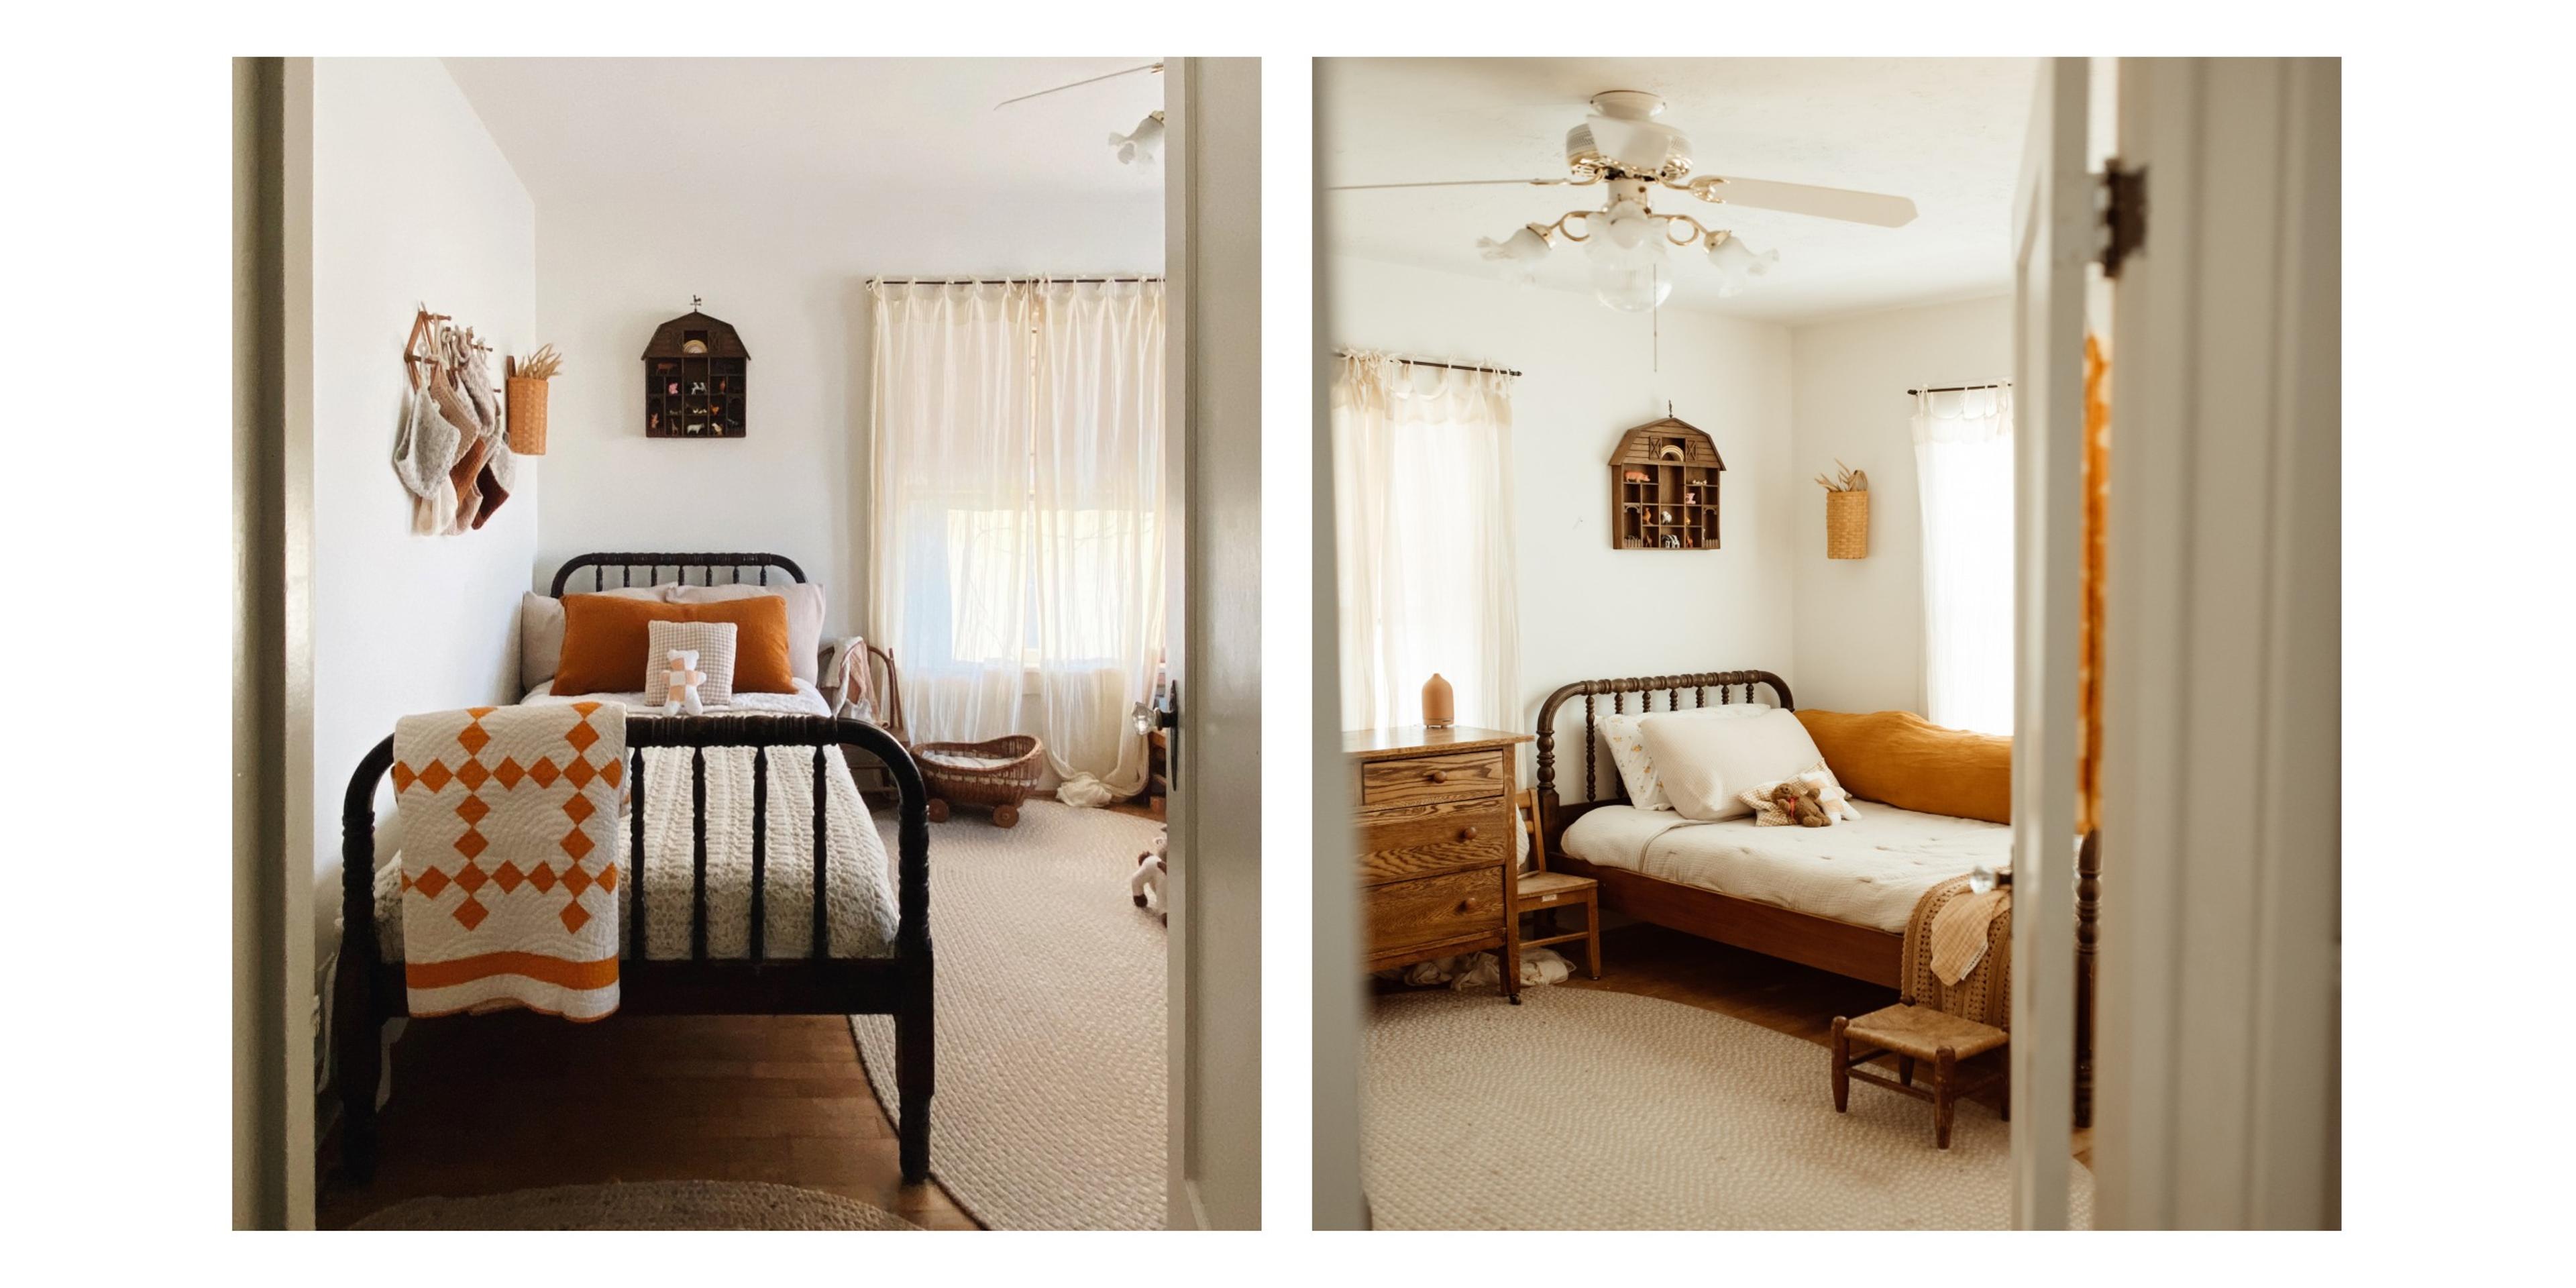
[1336,350,1523,378]
[1907,381,2012,395]
[872,276,1164,285]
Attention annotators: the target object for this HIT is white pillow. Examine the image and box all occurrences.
[645,619,739,709]
[1598,702,1775,810]
[1640,708,1831,822]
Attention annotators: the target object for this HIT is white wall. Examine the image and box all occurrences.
[308,58,539,960]
[1787,294,2012,715]
[534,195,1163,636]
[1328,257,1797,793]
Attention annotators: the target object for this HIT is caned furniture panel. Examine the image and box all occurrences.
[1366,867,1507,961]
[1357,798,1513,885]
[1360,748,1509,809]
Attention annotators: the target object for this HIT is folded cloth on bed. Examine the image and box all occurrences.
[392,702,627,1020]
[1902,873,2011,1028]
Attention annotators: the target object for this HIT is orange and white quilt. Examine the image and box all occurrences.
[391,702,627,1020]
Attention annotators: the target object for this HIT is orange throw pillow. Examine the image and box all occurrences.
[1792,709,2012,824]
[552,594,795,696]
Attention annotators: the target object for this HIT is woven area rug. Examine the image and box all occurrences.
[350,1181,920,1230]
[1365,987,2094,1229]
[852,802,1166,1230]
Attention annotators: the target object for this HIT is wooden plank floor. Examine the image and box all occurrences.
[1548,921,2092,1169]
[317,1013,977,1230]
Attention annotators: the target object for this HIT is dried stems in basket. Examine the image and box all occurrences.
[518,343,566,381]
[1815,459,1870,492]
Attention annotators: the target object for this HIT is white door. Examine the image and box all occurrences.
[2006,54,2090,1232]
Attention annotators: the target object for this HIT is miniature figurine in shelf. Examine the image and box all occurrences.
[1623,468,1650,483]
[1662,534,1682,549]
[690,380,708,395]
[682,339,709,355]
[648,413,660,432]
[1659,508,1674,523]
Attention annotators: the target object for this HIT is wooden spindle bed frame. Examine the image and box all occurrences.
[332,553,936,1185]
[1531,667,2097,1122]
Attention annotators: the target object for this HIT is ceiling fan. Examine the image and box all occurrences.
[1330,90,1919,311]
[994,62,1165,168]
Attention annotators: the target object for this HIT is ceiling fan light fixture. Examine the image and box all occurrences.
[1477,224,1552,285]
[1589,249,1672,313]
[1708,233,1779,297]
[1110,111,1165,166]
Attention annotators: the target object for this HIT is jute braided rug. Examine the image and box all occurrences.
[852,802,1167,1230]
[350,1181,920,1230]
[1364,986,2094,1229]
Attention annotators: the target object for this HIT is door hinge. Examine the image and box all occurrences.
[2098,160,2147,278]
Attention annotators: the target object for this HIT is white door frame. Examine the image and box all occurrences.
[2006,54,2088,1232]
[1163,55,1265,1232]
[2094,57,2341,1231]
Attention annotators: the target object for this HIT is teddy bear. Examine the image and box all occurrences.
[1770,777,1833,828]
[661,648,707,716]
[1129,828,1169,924]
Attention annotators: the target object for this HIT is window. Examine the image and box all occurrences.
[869,280,1166,802]
[1912,384,2015,735]
[1332,354,1520,733]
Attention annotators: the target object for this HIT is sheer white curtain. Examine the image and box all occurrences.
[869,279,1166,801]
[1332,353,1520,733]
[1032,281,1166,800]
[1913,384,2015,734]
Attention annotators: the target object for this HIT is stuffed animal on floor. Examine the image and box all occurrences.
[1130,828,1169,924]
[1770,777,1833,828]
[661,648,707,716]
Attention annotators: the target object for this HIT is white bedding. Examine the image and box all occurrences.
[521,678,834,716]
[1559,801,2008,933]
[378,705,898,962]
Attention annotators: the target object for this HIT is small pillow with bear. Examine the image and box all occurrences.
[1736,763,1863,827]
[645,619,738,710]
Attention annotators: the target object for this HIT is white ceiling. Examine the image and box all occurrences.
[443,57,1167,213]
[1320,58,2037,324]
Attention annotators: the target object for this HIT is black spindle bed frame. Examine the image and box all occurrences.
[333,553,934,1185]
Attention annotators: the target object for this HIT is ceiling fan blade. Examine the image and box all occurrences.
[1327,178,1567,191]
[1697,176,1917,227]
[994,62,1161,111]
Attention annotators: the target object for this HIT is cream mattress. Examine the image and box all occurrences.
[520,679,835,716]
[1558,802,2008,933]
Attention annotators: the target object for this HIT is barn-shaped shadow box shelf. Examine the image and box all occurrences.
[1611,415,1725,549]
[642,307,749,439]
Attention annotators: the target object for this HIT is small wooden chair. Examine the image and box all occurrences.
[1830,1002,2010,1149]
[1512,788,1601,979]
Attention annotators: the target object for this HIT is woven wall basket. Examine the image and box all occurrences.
[505,376,549,455]
[1826,490,1870,559]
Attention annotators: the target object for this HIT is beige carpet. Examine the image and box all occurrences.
[852,802,1167,1230]
[350,1181,920,1230]
[1364,987,2095,1229]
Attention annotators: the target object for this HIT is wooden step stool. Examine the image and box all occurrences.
[1830,1002,2009,1149]
[1513,788,1601,980]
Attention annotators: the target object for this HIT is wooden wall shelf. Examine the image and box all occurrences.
[642,308,749,439]
[1610,415,1725,550]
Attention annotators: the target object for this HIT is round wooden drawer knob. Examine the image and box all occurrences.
[1426,770,1448,784]
[1459,826,1479,841]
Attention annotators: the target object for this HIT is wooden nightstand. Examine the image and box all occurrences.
[1345,726,1534,1004]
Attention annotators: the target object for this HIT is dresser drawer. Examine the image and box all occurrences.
[1359,749,1508,809]
[1356,798,1511,885]
[1367,867,1506,960]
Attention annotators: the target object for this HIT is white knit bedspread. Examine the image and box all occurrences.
[520,680,835,716]
[380,733,899,962]
[1559,802,2008,933]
